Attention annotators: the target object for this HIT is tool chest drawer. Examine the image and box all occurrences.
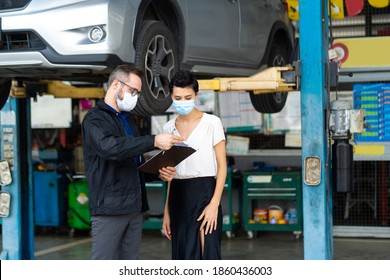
[244,172,301,199]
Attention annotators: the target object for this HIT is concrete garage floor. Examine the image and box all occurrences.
[31,230,390,260]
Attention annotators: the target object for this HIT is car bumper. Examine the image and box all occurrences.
[0,0,138,70]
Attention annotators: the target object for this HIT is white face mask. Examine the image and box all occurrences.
[116,91,138,112]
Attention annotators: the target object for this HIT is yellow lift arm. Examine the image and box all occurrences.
[10,80,105,99]
[198,66,297,94]
[8,66,297,99]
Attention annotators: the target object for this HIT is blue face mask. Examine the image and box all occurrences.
[172,99,195,115]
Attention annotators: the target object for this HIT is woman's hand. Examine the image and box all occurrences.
[162,211,172,240]
[159,166,176,181]
[197,202,219,235]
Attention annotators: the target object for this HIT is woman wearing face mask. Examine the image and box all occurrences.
[162,70,227,260]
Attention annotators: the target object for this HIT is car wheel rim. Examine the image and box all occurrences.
[274,91,284,103]
[145,35,175,101]
[275,56,285,66]
[272,54,286,67]
[272,55,286,103]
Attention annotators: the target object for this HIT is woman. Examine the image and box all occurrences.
[162,70,227,260]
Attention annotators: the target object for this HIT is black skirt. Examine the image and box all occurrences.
[169,176,222,260]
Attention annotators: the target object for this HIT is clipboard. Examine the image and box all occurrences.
[139,145,196,174]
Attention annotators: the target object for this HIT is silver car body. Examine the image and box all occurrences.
[0,0,294,114]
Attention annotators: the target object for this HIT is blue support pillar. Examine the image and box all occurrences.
[300,0,333,259]
[0,96,34,260]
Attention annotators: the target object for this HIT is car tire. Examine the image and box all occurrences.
[249,43,288,113]
[133,20,179,116]
[0,79,11,110]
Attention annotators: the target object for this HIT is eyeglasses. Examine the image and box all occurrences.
[117,80,142,96]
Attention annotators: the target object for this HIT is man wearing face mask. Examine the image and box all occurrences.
[81,64,183,260]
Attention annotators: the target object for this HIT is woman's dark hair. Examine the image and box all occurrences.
[169,70,199,94]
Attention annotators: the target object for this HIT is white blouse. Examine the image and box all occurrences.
[163,113,225,179]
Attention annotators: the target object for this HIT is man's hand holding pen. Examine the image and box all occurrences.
[154,133,181,181]
[154,133,183,150]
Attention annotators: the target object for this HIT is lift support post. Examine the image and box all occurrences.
[0,97,34,260]
[300,0,333,259]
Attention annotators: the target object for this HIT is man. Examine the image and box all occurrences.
[82,64,182,260]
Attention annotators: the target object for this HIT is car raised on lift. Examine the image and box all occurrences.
[0,0,294,115]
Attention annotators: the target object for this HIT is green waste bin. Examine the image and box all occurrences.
[68,175,91,232]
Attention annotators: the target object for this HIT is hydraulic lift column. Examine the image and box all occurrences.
[300,0,333,259]
[0,96,34,260]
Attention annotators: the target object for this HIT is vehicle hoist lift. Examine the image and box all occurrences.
[0,0,365,260]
